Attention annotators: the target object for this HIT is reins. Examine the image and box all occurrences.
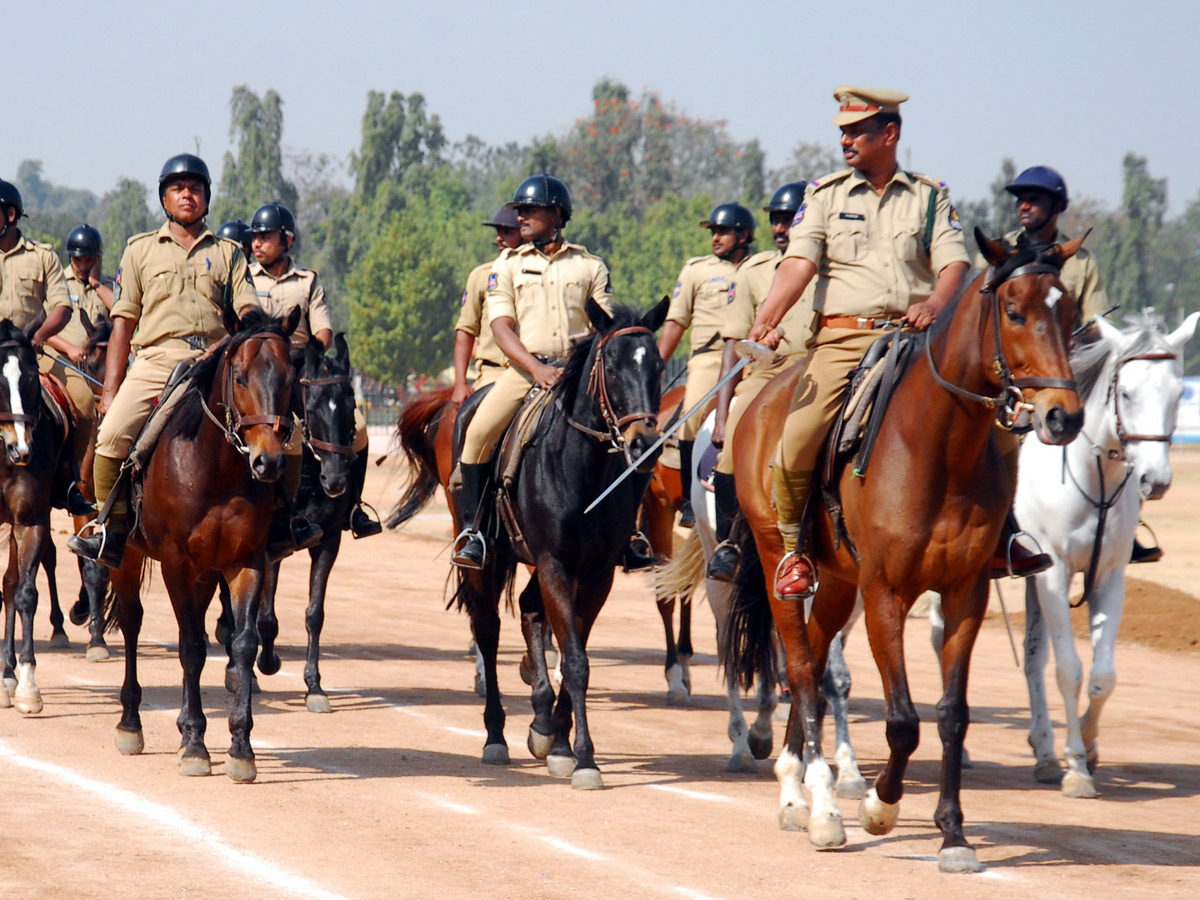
[299,373,358,460]
[199,332,293,456]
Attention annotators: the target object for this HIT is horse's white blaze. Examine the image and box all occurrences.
[2,354,29,455]
[632,346,646,366]
[327,399,337,412]
[1045,286,1062,309]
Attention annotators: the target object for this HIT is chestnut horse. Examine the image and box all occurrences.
[105,305,299,782]
[725,230,1085,873]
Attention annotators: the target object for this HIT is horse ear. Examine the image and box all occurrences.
[79,308,95,338]
[1094,314,1123,346]
[1167,310,1200,352]
[304,336,323,373]
[1047,227,1092,266]
[586,297,613,332]
[282,305,302,337]
[222,298,241,335]
[643,295,671,333]
[975,227,1013,268]
[333,332,350,365]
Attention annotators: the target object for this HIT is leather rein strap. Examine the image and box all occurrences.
[299,373,358,459]
[566,326,659,459]
[201,333,293,456]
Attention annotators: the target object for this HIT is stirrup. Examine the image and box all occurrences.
[451,529,487,570]
[774,550,817,601]
[706,540,741,583]
[1131,520,1163,564]
[994,529,1052,579]
[350,501,383,538]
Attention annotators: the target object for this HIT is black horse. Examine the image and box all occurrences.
[393,298,668,788]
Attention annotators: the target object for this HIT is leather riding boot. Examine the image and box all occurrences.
[52,451,97,517]
[67,454,127,569]
[622,531,659,572]
[707,471,742,583]
[267,452,323,561]
[772,467,816,600]
[678,440,695,528]
[346,449,382,538]
[451,462,490,569]
[1130,538,1163,564]
[989,510,1052,579]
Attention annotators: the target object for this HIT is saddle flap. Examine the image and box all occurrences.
[495,388,554,490]
[39,372,77,435]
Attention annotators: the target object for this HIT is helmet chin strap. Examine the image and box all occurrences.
[532,220,562,251]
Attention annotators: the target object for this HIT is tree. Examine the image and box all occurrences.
[98,178,155,259]
[768,140,842,188]
[1104,153,1168,311]
[988,157,1019,236]
[213,86,298,224]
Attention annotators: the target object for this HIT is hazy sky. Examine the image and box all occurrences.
[7,0,1198,216]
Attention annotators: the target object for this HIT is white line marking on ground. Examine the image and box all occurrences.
[673,888,723,900]
[0,739,347,900]
[647,783,733,803]
[388,700,486,738]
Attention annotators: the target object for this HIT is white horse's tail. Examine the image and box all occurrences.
[654,530,705,602]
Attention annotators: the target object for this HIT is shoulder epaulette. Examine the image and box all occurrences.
[126,230,156,246]
[907,171,948,192]
[745,250,780,269]
[683,255,710,267]
[809,169,853,192]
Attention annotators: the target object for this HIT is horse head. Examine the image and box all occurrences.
[976,227,1085,445]
[0,317,43,466]
[1092,310,1198,499]
[79,308,112,388]
[579,297,669,471]
[299,333,357,498]
[219,306,299,482]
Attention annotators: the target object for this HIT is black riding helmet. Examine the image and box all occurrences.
[507,174,573,225]
[0,179,24,238]
[216,219,251,245]
[248,202,297,240]
[764,182,806,214]
[1005,166,1069,211]
[66,224,103,257]
[158,153,211,204]
[701,202,756,241]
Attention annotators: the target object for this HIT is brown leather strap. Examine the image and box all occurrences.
[818,315,901,331]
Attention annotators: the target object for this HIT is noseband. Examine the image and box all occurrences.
[298,373,358,460]
[201,332,293,456]
[564,326,660,462]
[1111,351,1178,445]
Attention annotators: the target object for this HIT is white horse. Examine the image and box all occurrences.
[1016,310,1198,798]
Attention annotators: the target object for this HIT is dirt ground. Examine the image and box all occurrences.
[1,446,1198,899]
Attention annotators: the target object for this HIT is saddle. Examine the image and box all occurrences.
[39,371,78,438]
[816,328,922,561]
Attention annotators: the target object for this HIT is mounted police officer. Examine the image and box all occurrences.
[0,179,94,515]
[451,174,614,569]
[748,86,973,599]
[659,202,756,527]
[68,154,260,568]
[707,182,817,581]
[452,206,525,405]
[247,200,379,545]
[217,219,254,264]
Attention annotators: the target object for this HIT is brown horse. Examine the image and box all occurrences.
[725,230,1085,873]
[106,305,299,782]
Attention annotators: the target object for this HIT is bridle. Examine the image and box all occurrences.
[200,332,294,456]
[562,325,660,464]
[0,339,41,432]
[925,263,1077,429]
[298,372,358,461]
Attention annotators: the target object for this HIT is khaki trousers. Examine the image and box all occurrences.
[714,352,804,476]
[460,366,535,465]
[678,350,723,441]
[40,352,96,463]
[95,345,200,461]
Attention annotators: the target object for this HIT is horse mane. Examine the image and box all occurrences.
[1070,309,1174,405]
[171,308,291,442]
[550,303,647,403]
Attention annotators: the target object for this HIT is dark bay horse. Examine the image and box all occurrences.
[725,230,1085,872]
[392,299,668,788]
[0,318,67,714]
[106,305,299,782]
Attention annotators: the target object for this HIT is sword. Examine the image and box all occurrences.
[39,351,104,388]
[584,338,778,515]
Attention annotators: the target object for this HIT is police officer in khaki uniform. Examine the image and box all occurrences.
[452,206,525,405]
[748,86,973,599]
[0,179,94,515]
[452,174,614,568]
[659,202,755,526]
[68,154,259,568]
[217,219,254,264]
[707,182,817,581]
[248,201,379,541]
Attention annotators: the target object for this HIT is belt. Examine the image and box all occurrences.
[479,359,503,368]
[818,315,901,331]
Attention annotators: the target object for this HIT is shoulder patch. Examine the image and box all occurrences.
[948,205,963,232]
[791,203,806,226]
[487,271,498,290]
[460,289,469,307]
[672,281,682,298]
[727,284,736,304]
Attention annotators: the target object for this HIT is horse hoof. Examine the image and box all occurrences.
[482,743,510,765]
[0,685,10,708]
[667,688,690,707]
[748,732,773,761]
[86,644,110,662]
[50,632,70,649]
[474,673,486,698]
[1033,759,1064,784]
[728,752,756,774]
[69,599,90,627]
[1062,770,1098,799]
[807,812,846,849]
[306,693,333,714]
[571,768,603,790]
[859,788,900,836]
[225,756,256,783]
[778,803,810,832]
[115,728,144,756]
[546,754,576,778]
[3,676,16,695]
[527,729,553,760]
[938,846,983,874]
[836,774,868,800]
[257,652,281,677]
[15,688,43,716]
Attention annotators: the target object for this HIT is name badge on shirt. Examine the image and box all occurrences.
[257,291,270,297]
[838,212,866,221]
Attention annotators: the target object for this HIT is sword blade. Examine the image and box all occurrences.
[39,352,103,388]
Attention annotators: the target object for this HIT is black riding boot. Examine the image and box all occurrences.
[622,531,659,572]
[989,509,1052,579]
[451,463,490,569]
[267,453,323,561]
[706,471,741,582]
[52,453,96,517]
[346,449,382,538]
[67,455,126,569]
[678,439,695,528]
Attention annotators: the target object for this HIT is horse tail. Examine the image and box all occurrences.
[102,557,153,633]
[720,517,778,692]
[653,530,704,602]
[387,387,453,529]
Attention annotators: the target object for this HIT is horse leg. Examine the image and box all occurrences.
[112,556,145,755]
[258,560,282,676]
[303,534,342,713]
[12,521,49,715]
[1080,573,1124,780]
[825,631,866,799]
[710,578,770,771]
[927,591,972,768]
[466,566,508,765]
[928,579,988,873]
[678,592,694,692]
[42,540,69,648]
[163,565,212,776]
[215,577,234,646]
[224,565,264,783]
[1,548,16,700]
[1023,575,1063,784]
[656,592,688,706]
[81,558,110,661]
[519,578,556,759]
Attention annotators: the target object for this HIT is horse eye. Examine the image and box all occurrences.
[233,372,249,388]
[1005,307,1026,326]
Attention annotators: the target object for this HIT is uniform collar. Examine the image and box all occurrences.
[2,233,35,259]
[250,258,299,280]
[156,220,215,249]
[846,165,914,194]
[516,240,581,261]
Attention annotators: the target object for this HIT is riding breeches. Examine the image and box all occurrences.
[473,361,505,392]
[714,351,804,476]
[460,365,535,465]
[40,352,96,461]
[95,345,201,461]
[678,349,723,441]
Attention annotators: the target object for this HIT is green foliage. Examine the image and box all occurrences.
[213,86,298,224]
[99,178,155,257]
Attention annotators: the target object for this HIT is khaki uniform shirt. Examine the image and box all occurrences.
[979,229,1110,330]
[455,260,506,367]
[0,234,71,328]
[724,249,817,354]
[785,167,971,318]
[112,224,258,349]
[60,268,112,349]
[667,254,739,353]
[249,258,332,351]
[487,242,614,358]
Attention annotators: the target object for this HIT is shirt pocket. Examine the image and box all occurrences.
[15,265,44,300]
[513,272,547,317]
[894,224,924,262]
[189,259,217,307]
[826,225,868,263]
[562,283,586,336]
[144,265,182,307]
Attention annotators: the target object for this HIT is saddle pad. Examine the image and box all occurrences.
[496,387,553,489]
[127,375,193,471]
[39,372,77,435]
